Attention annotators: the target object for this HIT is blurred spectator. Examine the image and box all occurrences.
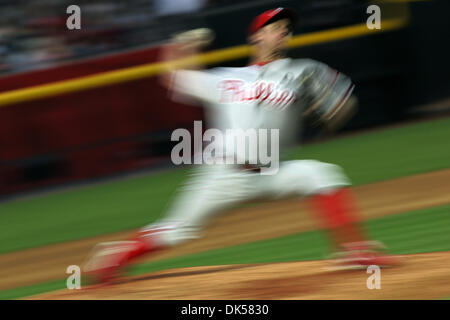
[0,0,267,76]
[153,0,207,16]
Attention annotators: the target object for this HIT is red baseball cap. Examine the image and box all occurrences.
[248,7,299,35]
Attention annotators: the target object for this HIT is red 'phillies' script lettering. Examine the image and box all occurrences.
[218,80,296,110]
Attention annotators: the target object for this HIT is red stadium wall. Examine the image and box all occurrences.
[0,46,204,196]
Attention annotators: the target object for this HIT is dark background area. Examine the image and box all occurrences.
[0,0,449,198]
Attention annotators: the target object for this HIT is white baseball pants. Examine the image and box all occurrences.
[141,160,350,246]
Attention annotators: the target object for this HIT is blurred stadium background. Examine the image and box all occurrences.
[0,0,448,197]
[0,0,450,299]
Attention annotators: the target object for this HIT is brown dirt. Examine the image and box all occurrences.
[2,169,450,293]
[30,251,450,300]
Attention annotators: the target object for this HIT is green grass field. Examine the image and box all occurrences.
[2,116,450,299]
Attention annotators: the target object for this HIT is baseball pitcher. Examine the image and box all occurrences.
[84,8,398,283]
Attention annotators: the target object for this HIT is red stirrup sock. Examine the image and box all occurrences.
[310,188,367,249]
[122,229,166,264]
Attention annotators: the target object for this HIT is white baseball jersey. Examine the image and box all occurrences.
[171,58,352,165]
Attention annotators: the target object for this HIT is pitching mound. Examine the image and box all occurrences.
[30,251,450,300]
[4,169,450,292]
